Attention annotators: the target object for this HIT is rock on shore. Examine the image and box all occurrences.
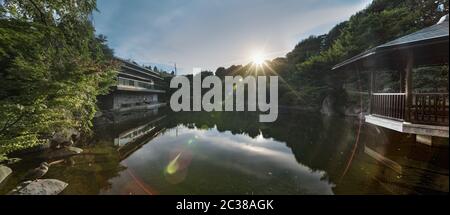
[8,179,68,195]
[0,165,12,185]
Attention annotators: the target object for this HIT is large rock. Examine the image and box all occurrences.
[51,129,81,148]
[321,95,335,116]
[9,179,68,195]
[0,165,12,185]
[344,104,368,120]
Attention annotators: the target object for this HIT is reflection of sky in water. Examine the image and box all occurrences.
[104,125,334,195]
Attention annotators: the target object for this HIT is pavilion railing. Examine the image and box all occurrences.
[410,93,449,126]
[370,93,449,126]
[371,93,406,121]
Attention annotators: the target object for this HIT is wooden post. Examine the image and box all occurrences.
[404,60,413,122]
[399,68,405,93]
[369,70,375,114]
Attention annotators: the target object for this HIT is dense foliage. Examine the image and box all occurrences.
[0,0,118,160]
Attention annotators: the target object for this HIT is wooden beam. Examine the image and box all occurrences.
[364,146,402,174]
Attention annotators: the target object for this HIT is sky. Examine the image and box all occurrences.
[93,0,372,74]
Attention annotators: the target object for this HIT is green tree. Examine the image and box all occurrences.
[215,67,227,79]
[0,0,118,160]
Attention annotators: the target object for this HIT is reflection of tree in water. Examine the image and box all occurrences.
[4,108,443,194]
[55,108,445,194]
[1,110,170,195]
[168,110,449,194]
[45,143,127,194]
[164,110,439,194]
[162,110,362,187]
[0,142,127,195]
[46,110,173,194]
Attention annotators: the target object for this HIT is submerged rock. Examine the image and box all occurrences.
[0,165,12,185]
[9,179,68,195]
[6,158,22,165]
[23,162,49,181]
[67,146,83,154]
[0,158,22,165]
[40,147,83,159]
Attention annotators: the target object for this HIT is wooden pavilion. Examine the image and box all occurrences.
[333,15,449,144]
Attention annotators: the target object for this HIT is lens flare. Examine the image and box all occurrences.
[252,52,265,66]
[166,153,182,175]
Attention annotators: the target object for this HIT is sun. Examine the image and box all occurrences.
[252,52,266,66]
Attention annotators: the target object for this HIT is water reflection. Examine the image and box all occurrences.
[100,109,447,194]
[107,125,335,194]
[0,108,447,195]
[114,116,166,147]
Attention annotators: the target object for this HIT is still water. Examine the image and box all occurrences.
[1,108,448,194]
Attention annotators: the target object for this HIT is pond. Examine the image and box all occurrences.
[1,108,448,195]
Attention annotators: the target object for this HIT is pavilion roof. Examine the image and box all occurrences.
[333,15,449,70]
